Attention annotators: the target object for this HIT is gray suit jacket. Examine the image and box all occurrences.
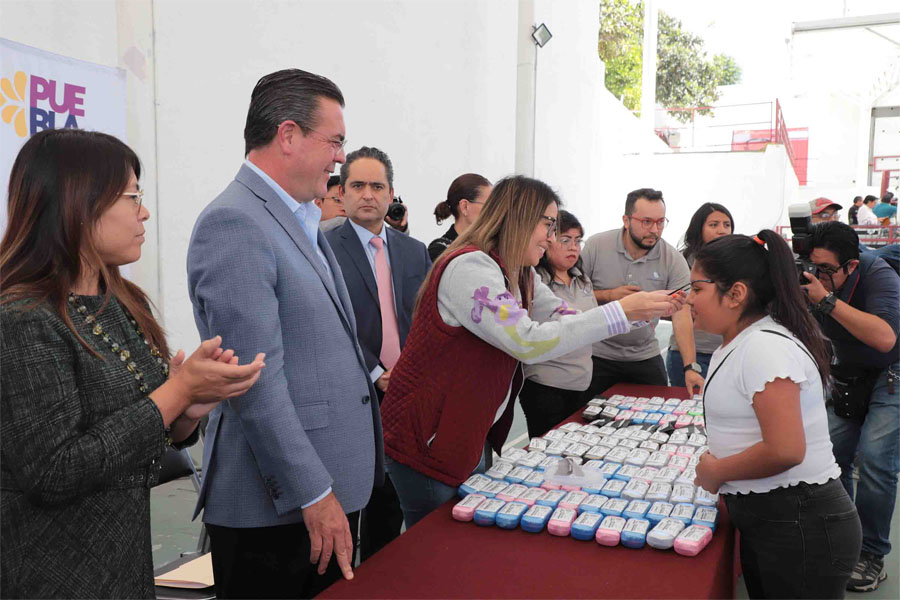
[187,164,383,528]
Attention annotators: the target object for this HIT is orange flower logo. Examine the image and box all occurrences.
[1,71,28,137]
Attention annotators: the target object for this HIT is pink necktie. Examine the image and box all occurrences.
[369,236,401,369]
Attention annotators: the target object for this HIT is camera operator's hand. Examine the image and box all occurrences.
[800,271,828,304]
[385,210,408,232]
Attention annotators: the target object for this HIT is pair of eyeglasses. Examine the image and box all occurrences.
[627,216,669,230]
[558,236,583,248]
[122,189,144,212]
[814,260,851,278]
[540,215,558,236]
[323,195,343,204]
[669,279,714,295]
[306,127,347,154]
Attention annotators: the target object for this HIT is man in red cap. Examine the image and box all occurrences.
[810,197,843,223]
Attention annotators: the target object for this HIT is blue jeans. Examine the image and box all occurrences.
[665,349,712,388]
[827,363,900,557]
[386,451,486,529]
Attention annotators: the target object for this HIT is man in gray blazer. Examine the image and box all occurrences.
[187,69,383,599]
[324,146,430,560]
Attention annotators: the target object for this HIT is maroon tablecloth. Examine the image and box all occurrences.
[319,384,736,599]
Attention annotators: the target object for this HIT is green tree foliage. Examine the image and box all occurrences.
[599,0,742,123]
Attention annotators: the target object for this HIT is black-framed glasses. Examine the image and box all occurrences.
[122,189,144,212]
[627,216,669,230]
[814,260,851,278]
[670,279,714,295]
[540,215,558,236]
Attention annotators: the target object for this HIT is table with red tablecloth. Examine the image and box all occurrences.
[319,383,737,599]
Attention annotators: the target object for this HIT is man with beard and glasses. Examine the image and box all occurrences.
[581,188,699,398]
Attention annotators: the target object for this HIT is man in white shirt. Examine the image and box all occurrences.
[858,195,880,226]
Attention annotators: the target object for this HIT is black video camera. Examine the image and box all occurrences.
[788,203,816,284]
[387,196,406,221]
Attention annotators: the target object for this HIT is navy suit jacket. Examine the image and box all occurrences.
[325,219,431,372]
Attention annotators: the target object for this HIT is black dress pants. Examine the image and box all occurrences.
[586,354,668,399]
[518,379,590,438]
[206,511,359,599]
[358,472,404,561]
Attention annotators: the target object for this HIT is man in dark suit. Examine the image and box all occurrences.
[325,146,430,559]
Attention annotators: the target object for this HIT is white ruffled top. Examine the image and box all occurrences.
[704,315,842,495]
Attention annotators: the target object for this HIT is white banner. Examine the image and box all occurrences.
[0,38,127,236]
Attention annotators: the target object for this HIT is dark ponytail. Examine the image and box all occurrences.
[695,230,830,382]
[434,173,491,225]
[433,199,453,224]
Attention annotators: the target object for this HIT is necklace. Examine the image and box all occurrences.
[68,293,169,393]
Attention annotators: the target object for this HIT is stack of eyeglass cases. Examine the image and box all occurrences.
[452,394,719,557]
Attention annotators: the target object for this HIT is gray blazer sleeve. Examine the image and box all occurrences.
[0,309,166,506]
[188,206,333,512]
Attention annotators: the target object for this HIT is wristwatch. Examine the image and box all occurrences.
[683,362,702,374]
[817,292,837,315]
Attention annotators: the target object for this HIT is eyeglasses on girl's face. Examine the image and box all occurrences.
[557,235,583,249]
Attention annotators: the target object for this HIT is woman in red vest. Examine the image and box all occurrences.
[381,175,684,527]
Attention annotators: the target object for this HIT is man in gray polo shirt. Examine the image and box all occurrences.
[581,188,703,397]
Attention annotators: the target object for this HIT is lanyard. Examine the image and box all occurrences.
[701,329,818,425]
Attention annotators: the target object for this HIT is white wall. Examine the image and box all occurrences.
[153,0,520,352]
[2,0,161,302]
[531,0,603,221]
[595,145,799,247]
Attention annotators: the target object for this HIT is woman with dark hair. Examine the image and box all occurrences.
[382,176,684,527]
[1,129,265,599]
[427,173,492,262]
[666,202,734,387]
[520,209,597,437]
[689,230,861,599]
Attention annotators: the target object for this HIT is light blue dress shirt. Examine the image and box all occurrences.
[243,159,333,509]
[243,159,333,280]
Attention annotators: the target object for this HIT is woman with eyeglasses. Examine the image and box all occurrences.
[381,176,685,527]
[688,230,860,599]
[1,129,265,599]
[665,202,735,387]
[518,209,598,437]
[428,173,492,262]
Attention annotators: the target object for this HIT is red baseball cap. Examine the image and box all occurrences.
[810,197,843,214]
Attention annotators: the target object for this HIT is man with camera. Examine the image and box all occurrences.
[325,146,430,561]
[801,221,899,592]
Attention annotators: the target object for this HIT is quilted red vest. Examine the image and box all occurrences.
[381,245,528,487]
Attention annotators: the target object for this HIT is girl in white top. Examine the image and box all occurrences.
[688,229,861,599]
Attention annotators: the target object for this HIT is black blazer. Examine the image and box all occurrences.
[326,219,431,372]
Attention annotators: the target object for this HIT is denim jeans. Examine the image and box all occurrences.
[827,362,900,557]
[665,349,713,387]
[385,450,486,529]
[724,479,861,599]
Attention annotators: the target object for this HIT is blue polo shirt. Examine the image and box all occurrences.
[873,202,897,220]
[815,252,900,369]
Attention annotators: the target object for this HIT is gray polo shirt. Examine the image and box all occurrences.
[523,267,598,391]
[581,228,690,361]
